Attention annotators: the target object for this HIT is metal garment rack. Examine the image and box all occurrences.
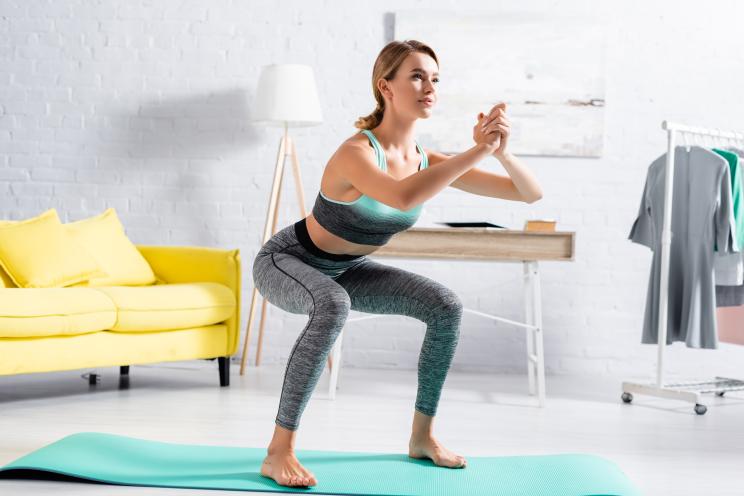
[622,120,744,414]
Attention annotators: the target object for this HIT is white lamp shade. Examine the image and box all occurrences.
[251,64,323,127]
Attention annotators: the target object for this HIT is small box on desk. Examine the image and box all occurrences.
[524,219,556,232]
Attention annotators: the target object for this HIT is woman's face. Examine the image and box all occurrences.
[380,52,439,119]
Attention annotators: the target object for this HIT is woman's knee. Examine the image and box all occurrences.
[305,289,350,350]
[428,286,463,324]
[316,289,351,321]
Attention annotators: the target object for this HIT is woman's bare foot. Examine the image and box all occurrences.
[408,434,467,468]
[260,448,318,487]
[408,410,466,468]
[259,423,317,487]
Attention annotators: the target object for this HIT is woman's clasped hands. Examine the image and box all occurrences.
[472,102,511,157]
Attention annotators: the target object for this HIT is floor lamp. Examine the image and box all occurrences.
[239,64,334,375]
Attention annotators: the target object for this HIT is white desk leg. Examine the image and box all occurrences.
[526,261,546,407]
[328,329,344,399]
[523,262,536,396]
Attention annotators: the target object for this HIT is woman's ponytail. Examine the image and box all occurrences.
[354,104,385,130]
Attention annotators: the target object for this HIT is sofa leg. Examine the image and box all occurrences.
[218,357,230,387]
[120,366,130,376]
[83,372,101,386]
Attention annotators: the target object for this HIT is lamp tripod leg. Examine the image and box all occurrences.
[239,134,287,374]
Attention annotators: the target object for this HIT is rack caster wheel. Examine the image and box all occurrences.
[694,404,707,415]
[621,392,633,404]
[715,391,725,397]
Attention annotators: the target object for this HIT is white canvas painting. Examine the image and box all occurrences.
[394,11,606,157]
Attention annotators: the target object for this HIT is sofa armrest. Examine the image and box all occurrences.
[136,245,241,356]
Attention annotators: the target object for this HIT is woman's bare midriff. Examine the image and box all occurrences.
[305,213,380,256]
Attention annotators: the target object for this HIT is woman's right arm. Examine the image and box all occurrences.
[337,116,500,210]
[397,143,493,210]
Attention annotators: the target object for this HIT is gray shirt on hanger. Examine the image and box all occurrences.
[629,146,735,349]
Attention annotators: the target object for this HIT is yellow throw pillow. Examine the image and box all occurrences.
[0,209,106,288]
[65,208,157,286]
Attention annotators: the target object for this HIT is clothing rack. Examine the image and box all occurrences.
[621,120,744,415]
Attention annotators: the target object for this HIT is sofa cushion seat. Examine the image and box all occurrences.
[93,282,236,332]
[0,288,117,338]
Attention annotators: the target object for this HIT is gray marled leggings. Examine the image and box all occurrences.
[252,218,463,431]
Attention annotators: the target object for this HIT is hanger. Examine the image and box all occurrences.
[682,131,692,152]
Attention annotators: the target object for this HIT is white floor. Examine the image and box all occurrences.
[1,359,743,495]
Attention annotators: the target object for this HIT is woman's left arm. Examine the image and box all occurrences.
[427,102,543,203]
[426,103,543,203]
[435,153,542,203]
[482,103,542,203]
[489,150,543,203]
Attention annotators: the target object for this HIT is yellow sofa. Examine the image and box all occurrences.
[0,245,241,387]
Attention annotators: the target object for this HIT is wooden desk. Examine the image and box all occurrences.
[327,227,576,407]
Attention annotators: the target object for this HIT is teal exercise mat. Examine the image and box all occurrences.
[0,432,641,496]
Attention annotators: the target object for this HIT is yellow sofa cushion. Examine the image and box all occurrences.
[0,287,117,338]
[65,208,157,287]
[0,209,106,288]
[0,325,228,376]
[93,282,236,332]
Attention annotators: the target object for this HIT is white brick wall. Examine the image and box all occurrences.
[2,0,744,381]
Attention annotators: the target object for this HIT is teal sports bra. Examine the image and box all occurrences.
[311,129,429,246]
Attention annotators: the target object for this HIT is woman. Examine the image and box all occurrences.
[253,39,543,488]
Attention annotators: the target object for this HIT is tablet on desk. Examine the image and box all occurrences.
[436,222,507,229]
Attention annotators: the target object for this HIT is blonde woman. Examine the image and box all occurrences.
[253,39,543,488]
